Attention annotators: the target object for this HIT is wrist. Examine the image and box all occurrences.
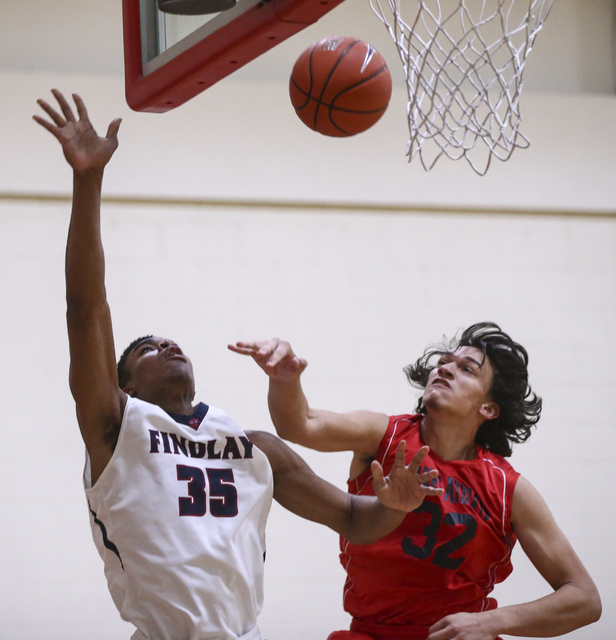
[478,608,503,638]
[73,166,105,181]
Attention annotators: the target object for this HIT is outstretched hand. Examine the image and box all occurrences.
[372,442,444,513]
[228,338,308,380]
[33,89,121,174]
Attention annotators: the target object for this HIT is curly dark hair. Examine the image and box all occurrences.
[404,322,542,457]
[117,335,153,389]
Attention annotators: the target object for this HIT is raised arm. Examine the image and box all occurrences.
[229,339,388,467]
[248,431,443,544]
[426,476,601,640]
[34,90,125,483]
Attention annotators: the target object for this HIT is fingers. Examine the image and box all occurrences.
[32,113,58,136]
[391,441,431,475]
[408,446,444,496]
[394,441,444,496]
[106,118,122,141]
[52,88,77,122]
[227,340,265,355]
[393,439,407,466]
[34,89,81,133]
[72,92,89,122]
[406,444,430,474]
[418,467,440,486]
[228,338,307,374]
[370,459,385,490]
[227,341,270,361]
[420,479,444,497]
[34,98,65,129]
[425,618,446,640]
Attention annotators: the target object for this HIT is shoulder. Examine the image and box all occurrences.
[473,451,521,513]
[381,414,423,449]
[478,447,520,477]
[349,413,419,480]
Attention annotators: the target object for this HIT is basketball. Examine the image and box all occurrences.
[289,36,392,137]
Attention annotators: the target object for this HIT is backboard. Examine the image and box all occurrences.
[123,0,347,112]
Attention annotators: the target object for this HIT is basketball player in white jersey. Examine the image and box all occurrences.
[33,89,445,640]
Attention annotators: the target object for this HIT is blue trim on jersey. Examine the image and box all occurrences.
[167,402,209,430]
[88,501,124,569]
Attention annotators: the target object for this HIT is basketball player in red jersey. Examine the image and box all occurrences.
[33,89,446,640]
[230,328,602,640]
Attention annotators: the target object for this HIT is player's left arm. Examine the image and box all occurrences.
[426,475,601,640]
[247,430,443,545]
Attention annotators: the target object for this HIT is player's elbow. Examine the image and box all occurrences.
[584,586,602,625]
[272,421,303,443]
[571,580,602,628]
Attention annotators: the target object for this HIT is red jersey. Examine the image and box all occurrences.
[340,415,519,640]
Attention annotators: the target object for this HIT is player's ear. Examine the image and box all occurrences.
[480,401,500,421]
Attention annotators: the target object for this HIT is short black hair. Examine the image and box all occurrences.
[404,322,542,457]
[117,335,153,389]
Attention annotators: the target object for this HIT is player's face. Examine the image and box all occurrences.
[123,336,195,396]
[422,346,499,424]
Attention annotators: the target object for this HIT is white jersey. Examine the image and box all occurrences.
[84,396,274,640]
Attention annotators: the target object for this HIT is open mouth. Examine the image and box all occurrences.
[432,378,450,388]
[166,352,186,362]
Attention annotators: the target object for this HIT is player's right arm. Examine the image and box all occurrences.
[34,90,125,483]
[248,431,442,544]
[228,339,387,470]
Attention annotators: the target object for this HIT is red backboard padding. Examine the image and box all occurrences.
[123,0,347,112]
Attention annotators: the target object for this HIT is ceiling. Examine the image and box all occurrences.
[3,0,615,94]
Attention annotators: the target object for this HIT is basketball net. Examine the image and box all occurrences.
[370,0,554,174]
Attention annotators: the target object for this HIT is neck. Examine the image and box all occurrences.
[132,387,196,416]
[159,398,196,416]
[420,413,479,461]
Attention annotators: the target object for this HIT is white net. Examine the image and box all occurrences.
[370,0,554,174]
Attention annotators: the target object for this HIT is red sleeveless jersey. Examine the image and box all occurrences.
[340,415,519,639]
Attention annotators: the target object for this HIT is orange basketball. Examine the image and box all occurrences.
[289,36,392,137]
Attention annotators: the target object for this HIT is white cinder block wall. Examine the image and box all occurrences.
[0,1,615,637]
